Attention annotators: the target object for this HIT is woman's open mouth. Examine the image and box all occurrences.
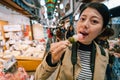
[80,31,89,38]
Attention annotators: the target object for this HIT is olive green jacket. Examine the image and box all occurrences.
[35,42,109,80]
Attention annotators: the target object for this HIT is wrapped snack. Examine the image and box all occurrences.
[68,34,83,43]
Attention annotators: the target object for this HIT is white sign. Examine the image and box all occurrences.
[3,25,22,32]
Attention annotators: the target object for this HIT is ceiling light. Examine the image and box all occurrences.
[59,3,64,9]
[56,5,58,8]
[40,0,45,6]
[56,13,58,16]
[57,0,60,3]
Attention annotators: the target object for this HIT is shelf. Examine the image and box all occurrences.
[17,60,42,71]
[16,56,42,71]
[15,56,43,61]
[2,56,43,71]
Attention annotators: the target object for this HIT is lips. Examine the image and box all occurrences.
[80,31,89,38]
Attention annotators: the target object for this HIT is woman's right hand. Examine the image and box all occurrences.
[50,40,70,64]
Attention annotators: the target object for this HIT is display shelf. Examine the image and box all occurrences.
[2,56,43,71]
[16,56,43,71]
[17,60,42,71]
[16,56,43,61]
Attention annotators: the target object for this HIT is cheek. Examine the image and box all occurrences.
[91,26,102,36]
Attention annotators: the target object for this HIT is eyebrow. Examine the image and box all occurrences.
[92,16,102,20]
[80,15,102,20]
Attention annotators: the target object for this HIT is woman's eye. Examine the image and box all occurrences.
[79,17,85,21]
[91,20,99,24]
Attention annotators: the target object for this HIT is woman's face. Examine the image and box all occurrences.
[76,7,104,45]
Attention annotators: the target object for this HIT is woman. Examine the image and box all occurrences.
[56,27,63,42]
[35,2,110,80]
[66,25,75,39]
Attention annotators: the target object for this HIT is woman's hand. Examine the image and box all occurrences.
[50,40,70,64]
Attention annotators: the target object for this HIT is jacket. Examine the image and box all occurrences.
[35,42,109,80]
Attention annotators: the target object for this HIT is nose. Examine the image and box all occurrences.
[78,19,89,29]
[81,19,89,29]
[77,19,90,30]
